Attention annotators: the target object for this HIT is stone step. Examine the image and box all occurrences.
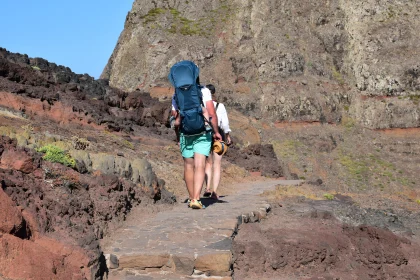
[103,179,303,279]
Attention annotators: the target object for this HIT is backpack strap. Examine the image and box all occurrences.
[199,85,205,107]
[174,91,179,112]
[216,102,219,111]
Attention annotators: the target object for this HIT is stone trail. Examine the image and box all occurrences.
[103,179,302,280]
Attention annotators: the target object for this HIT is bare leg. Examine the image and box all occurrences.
[193,153,207,200]
[184,157,194,199]
[204,153,213,193]
[212,153,223,198]
[175,126,180,144]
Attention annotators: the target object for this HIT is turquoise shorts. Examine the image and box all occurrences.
[180,132,212,158]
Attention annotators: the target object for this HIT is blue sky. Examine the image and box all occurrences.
[0,0,133,79]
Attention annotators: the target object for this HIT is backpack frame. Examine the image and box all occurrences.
[168,61,207,135]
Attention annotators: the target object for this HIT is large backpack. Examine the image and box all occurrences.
[168,60,206,135]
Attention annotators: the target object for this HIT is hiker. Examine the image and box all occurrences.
[203,84,232,200]
[168,60,222,209]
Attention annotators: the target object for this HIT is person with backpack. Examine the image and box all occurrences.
[203,84,232,200]
[168,60,222,209]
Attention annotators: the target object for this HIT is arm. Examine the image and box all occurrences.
[205,100,222,141]
[218,103,232,145]
[201,87,222,140]
[225,132,232,145]
[171,93,180,144]
[171,94,178,117]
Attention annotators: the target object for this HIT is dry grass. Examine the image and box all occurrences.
[262,183,335,201]
[264,121,420,211]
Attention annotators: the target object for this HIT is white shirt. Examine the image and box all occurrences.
[214,101,231,133]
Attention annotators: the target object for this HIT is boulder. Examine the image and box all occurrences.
[0,188,23,234]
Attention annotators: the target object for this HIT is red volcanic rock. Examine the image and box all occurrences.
[0,188,23,234]
[226,144,283,178]
[0,91,101,129]
[21,209,40,239]
[124,91,144,109]
[0,179,92,279]
[0,135,167,278]
[0,148,35,173]
[0,235,91,280]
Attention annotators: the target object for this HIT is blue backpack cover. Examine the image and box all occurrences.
[168,60,206,135]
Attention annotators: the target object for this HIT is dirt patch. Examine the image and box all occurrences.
[377,127,420,137]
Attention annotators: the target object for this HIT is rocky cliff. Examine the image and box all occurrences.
[102,0,420,129]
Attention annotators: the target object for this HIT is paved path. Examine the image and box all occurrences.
[103,179,302,280]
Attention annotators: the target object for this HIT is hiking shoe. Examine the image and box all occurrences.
[190,199,206,209]
[185,198,191,207]
[210,192,219,200]
[203,190,212,197]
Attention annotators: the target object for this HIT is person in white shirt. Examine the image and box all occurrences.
[203,84,232,200]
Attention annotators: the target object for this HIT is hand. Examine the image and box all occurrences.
[225,135,233,146]
[213,132,222,141]
[171,110,178,117]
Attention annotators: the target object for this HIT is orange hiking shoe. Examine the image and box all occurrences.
[190,199,206,209]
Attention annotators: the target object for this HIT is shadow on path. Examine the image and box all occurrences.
[201,196,228,208]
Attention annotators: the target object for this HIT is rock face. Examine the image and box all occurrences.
[0,136,166,279]
[102,0,420,129]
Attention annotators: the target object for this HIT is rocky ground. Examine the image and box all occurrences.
[0,48,420,280]
[233,198,420,280]
[0,49,281,279]
[231,120,420,279]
